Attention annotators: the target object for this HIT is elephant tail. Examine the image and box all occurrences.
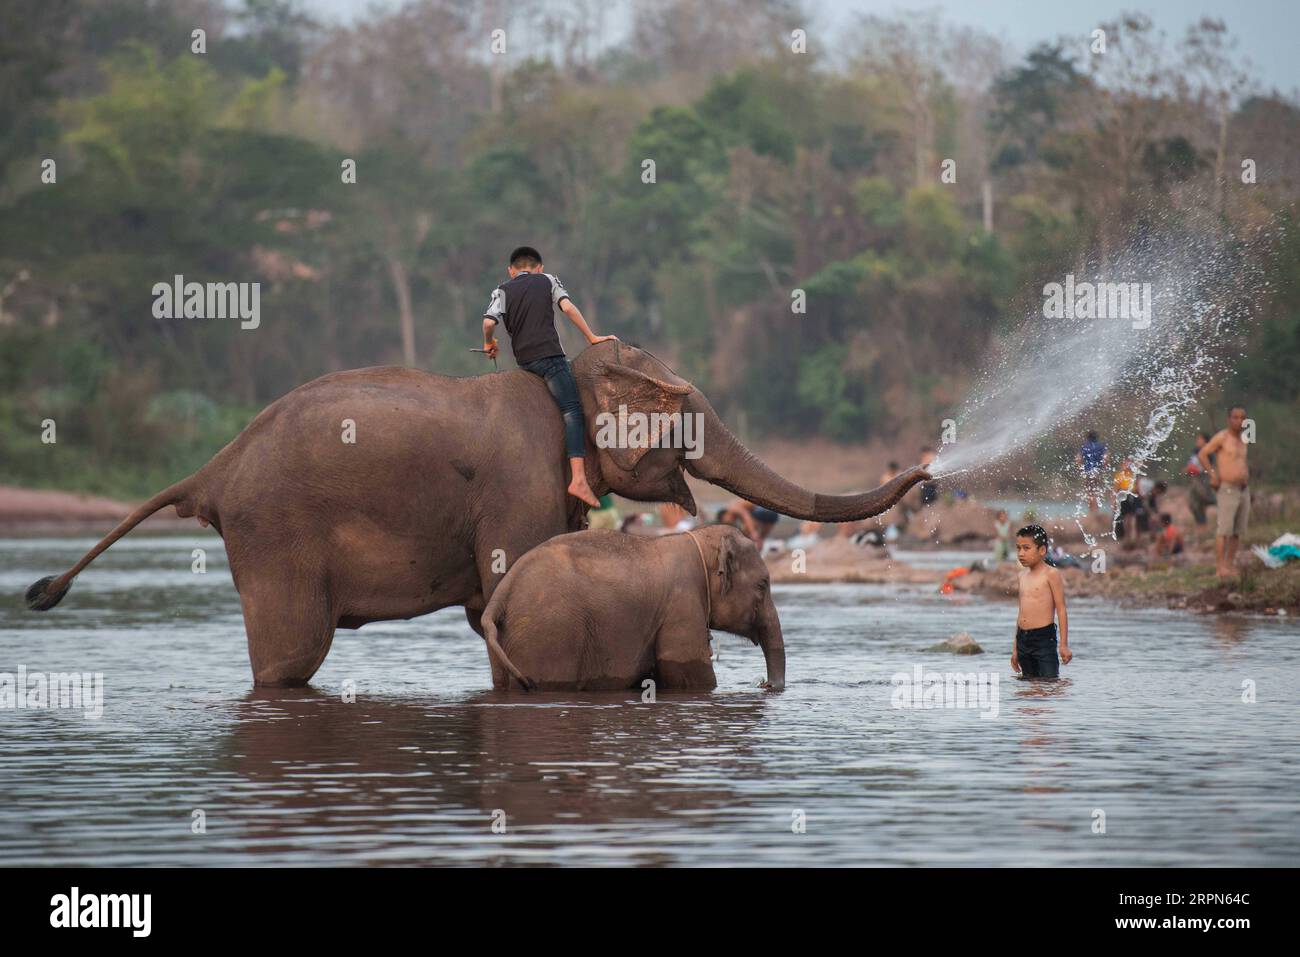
[25,475,198,611]
[481,610,537,692]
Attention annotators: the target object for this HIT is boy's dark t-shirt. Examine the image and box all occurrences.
[483,272,572,364]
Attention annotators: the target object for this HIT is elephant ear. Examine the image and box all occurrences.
[588,362,694,473]
[717,533,739,596]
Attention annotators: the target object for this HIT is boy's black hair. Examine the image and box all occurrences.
[714,508,728,524]
[1160,513,1173,525]
[887,460,900,470]
[1154,481,1167,492]
[1198,430,1211,441]
[1086,430,1099,442]
[1015,524,1049,549]
[509,246,542,268]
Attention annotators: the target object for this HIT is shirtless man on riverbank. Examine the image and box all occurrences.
[1198,406,1251,578]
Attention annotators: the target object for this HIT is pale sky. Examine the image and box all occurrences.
[299,0,1300,97]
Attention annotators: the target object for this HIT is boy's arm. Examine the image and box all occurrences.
[482,287,505,357]
[548,274,616,345]
[1049,568,1071,663]
[559,297,616,345]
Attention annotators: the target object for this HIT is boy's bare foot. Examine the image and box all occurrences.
[566,458,600,508]
[568,478,600,508]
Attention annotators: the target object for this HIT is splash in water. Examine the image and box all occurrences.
[929,224,1260,546]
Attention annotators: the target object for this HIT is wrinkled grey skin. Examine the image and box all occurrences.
[482,526,783,692]
[25,341,926,687]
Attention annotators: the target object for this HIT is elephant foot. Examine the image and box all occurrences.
[252,676,313,688]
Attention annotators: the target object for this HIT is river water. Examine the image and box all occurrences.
[1,534,1296,866]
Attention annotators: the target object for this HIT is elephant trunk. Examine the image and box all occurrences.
[684,395,929,523]
[757,607,785,692]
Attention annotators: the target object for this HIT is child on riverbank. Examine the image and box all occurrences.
[1152,513,1185,559]
[992,509,1012,562]
[1011,524,1072,679]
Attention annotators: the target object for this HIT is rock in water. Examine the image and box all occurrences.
[924,632,984,655]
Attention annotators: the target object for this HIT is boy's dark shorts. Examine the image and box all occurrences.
[1016,623,1059,679]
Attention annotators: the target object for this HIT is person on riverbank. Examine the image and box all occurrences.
[1199,406,1251,578]
[1152,513,1185,560]
[840,462,903,538]
[657,502,697,533]
[1113,459,1138,542]
[1185,431,1215,526]
[1136,478,1166,539]
[918,447,938,506]
[992,509,1012,563]
[716,499,779,545]
[1076,431,1109,510]
[1011,525,1072,679]
[883,460,912,534]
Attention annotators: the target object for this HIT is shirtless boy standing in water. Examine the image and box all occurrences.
[1011,525,1072,679]
[1199,406,1251,578]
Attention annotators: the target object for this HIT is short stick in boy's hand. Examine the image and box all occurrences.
[1010,525,1072,679]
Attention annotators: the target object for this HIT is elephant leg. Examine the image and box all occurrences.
[470,500,569,606]
[469,594,507,689]
[238,577,336,687]
[466,533,532,688]
[464,602,484,637]
[654,621,717,691]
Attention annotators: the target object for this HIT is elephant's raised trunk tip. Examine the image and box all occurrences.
[810,464,931,523]
[684,394,931,523]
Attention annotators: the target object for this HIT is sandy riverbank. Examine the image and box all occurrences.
[766,537,937,584]
[0,485,193,534]
[763,533,1299,616]
[947,557,1300,615]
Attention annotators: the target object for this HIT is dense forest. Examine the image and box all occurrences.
[1,0,1298,498]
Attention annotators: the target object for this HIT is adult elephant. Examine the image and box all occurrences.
[26,341,928,685]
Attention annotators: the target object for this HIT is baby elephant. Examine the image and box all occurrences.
[481,525,785,692]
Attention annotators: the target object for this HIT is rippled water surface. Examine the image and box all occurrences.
[1,535,1297,866]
